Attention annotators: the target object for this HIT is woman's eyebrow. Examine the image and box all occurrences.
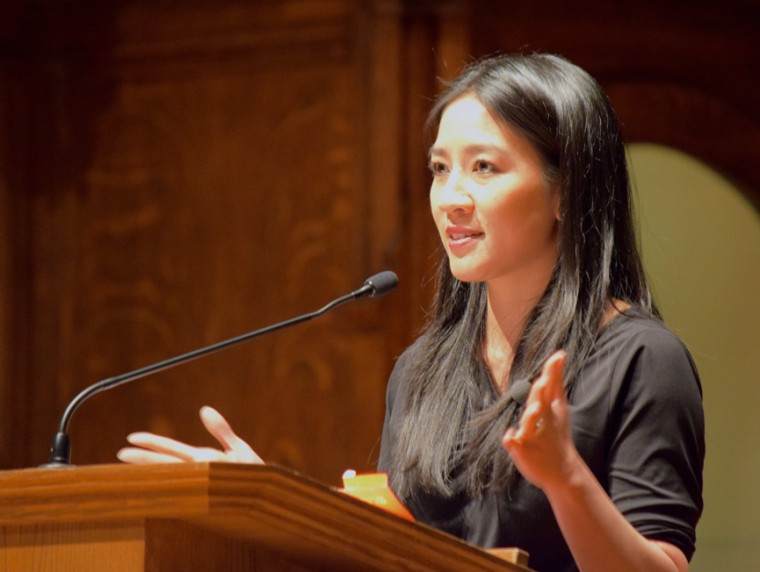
[428,144,504,160]
[428,146,446,160]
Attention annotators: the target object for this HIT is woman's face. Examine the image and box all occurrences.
[429,95,560,287]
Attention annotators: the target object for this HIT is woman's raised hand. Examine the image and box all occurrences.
[502,350,581,491]
[117,406,263,465]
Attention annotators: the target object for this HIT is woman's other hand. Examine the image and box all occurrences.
[117,406,263,464]
[502,350,582,491]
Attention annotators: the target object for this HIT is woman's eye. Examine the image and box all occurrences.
[428,161,448,176]
[474,159,494,174]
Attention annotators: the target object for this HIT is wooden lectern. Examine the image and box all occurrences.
[0,463,533,571]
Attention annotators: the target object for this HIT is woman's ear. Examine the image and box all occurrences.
[551,185,562,222]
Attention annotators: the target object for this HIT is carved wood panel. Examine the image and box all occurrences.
[2,0,415,482]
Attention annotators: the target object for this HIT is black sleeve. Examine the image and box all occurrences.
[607,327,705,561]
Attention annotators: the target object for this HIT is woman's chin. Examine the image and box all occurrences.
[448,263,487,284]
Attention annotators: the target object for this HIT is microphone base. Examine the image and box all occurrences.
[38,461,75,469]
[41,432,73,468]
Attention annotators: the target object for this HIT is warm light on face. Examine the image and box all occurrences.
[429,95,560,290]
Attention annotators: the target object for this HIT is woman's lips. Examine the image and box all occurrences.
[445,226,484,251]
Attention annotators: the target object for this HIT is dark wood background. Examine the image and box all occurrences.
[0,0,757,484]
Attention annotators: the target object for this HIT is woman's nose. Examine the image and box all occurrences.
[433,172,474,213]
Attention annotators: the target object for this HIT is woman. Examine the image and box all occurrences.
[119,54,704,572]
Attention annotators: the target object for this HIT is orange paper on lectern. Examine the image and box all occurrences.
[339,471,415,521]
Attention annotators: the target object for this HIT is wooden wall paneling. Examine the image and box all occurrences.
[467,0,760,211]
[0,13,55,470]
[392,3,439,353]
[359,1,408,371]
[376,0,474,352]
[6,0,404,483]
[0,51,13,469]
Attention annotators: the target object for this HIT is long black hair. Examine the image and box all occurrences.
[390,53,658,498]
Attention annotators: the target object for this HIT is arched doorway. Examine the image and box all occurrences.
[629,143,760,570]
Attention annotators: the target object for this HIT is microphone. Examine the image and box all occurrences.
[42,271,398,467]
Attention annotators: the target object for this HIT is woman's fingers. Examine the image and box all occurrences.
[117,444,227,464]
[117,407,263,465]
[517,401,543,442]
[514,351,566,439]
[122,432,202,461]
[544,350,567,402]
[199,406,263,464]
[117,447,184,464]
[502,350,573,489]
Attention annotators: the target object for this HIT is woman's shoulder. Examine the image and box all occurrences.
[593,307,702,400]
[385,334,430,400]
[392,334,430,373]
[601,307,690,356]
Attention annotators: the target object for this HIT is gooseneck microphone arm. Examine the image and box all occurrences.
[43,270,398,467]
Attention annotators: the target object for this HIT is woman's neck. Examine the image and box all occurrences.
[483,274,551,392]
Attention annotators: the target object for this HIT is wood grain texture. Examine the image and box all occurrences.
[2,0,398,482]
[0,521,145,572]
[0,463,533,572]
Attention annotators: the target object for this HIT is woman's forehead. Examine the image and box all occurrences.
[435,97,506,142]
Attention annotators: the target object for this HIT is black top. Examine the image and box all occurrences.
[378,312,705,572]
